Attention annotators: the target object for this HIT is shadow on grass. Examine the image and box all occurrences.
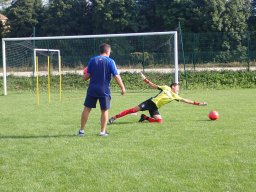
[0,134,76,140]
[196,119,212,122]
[171,119,210,122]
[109,121,137,125]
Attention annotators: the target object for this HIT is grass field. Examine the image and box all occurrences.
[0,88,256,192]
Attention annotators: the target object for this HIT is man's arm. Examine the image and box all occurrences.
[180,98,207,106]
[140,72,158,89]
[114,75,126,95]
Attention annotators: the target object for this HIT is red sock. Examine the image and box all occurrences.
[146,116,163,123]
[115,107,138,119]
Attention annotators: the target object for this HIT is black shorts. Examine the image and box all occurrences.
[84,95,111,110]
[138,99,160,117]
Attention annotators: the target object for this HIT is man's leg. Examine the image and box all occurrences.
[78,95,97,135]
[100,109,108,134]
[78,107,92,136]
[99,97,110,136]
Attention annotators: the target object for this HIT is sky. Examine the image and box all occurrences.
[42,0,49,5]
[0,0,49,10]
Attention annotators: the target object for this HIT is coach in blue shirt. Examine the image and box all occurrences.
[78,43,126,136]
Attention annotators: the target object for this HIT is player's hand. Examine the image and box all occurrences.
[140,72,146,80]
[140,72,150,83]
[199,102,207,106]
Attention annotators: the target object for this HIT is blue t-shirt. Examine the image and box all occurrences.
[87,56,118,97]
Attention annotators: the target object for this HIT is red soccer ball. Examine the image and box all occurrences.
[83,67,88,75]
[208,110,219,120]
[83,67,90,79]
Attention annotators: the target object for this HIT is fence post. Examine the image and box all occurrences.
[247,31,250,72]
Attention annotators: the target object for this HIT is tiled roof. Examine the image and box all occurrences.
[0,14,8,20]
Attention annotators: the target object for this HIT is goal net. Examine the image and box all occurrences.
[2,31,178,95]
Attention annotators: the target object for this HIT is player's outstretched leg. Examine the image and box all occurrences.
[109,106,139,124]
[108,117,116,124]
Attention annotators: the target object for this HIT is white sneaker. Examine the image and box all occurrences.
[78,129,85,136]
[99,132,109,136]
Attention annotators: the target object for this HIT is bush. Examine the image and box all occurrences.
[1,70,256,92]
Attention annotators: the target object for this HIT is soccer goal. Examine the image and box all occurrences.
[2,31,178,96]
[33,49,62,104]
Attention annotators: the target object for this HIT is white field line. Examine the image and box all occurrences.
[0,67,255,77]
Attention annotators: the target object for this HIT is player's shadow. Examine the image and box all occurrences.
[0,134,76,140]
[109,121,137,125]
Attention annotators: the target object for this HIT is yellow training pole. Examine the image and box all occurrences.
[59,56,62,101]
[48,56,51,104]
[36,56,39,105]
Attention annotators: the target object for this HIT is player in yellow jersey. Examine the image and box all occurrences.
[108,73,207,124]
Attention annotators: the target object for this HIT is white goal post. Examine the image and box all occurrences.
[2,31,179,96]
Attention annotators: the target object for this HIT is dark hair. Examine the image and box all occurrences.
[99,43,111,54]
[170,83,179,88]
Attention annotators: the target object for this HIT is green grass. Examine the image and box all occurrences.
[0,89,256,192]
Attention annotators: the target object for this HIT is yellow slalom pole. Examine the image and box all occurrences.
[59,56,62,101]
[48,56,51,104]
[36,56,39,105]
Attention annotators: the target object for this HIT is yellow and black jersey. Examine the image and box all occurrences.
[151,85,183,109]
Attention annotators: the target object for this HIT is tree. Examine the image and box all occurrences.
[0,19,6,38]
[248,0,256,52]
[40,0,92,36]
[89,0,139,34]
[150,0,205,32]
[152,0,250,62]
[136,0,164,32]
[5,0,43,37]
[41,0,140,36]
[152,0,250,33]
[248,0,256,31]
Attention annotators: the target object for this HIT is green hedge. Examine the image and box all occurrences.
[182,70,256,89]
[1,70,256,92]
